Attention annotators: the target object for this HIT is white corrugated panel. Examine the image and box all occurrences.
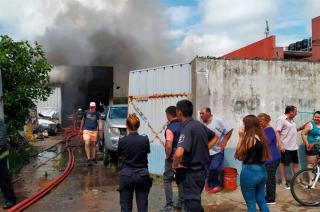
[36,87,62,121]
[128,97,190,174]
[129,63,192,96]
[128,63,192,174]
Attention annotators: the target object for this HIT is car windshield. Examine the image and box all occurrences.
[109,107,128,119]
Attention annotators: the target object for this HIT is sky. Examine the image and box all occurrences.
[0,0,319,61]
[161,0,320,59]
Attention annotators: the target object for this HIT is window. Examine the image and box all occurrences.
[109,107,128,119]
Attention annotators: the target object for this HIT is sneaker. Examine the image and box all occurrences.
[87,159,92,166]
[160,203,174,212]
[279,182,290,190]
[266,200,276,205]
[207,186,222,194]
[174,201,184,210]
[3,200,16,209]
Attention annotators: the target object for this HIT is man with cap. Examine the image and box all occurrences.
[173,100,218,211]
[80,102,103,166]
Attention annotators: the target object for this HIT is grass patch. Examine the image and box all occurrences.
[221,189,236,193]
[8,145,33,175]
[53,156,66,170]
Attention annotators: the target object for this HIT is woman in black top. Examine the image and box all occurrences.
[235,115,271,212]
[118,113,152,212]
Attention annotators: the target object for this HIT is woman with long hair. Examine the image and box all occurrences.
[257,113,281,205]
[118,113,152,212]
[235,115,271,212]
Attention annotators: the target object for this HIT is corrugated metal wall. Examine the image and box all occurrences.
[36,87,62,121]
[128,63,192,174]
[129,63,191,96]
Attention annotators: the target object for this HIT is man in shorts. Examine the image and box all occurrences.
[80,102,103,166]
[276,105,304,189]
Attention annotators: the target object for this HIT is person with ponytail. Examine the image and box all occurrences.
[235,115,271,212]
[118,113,152,212]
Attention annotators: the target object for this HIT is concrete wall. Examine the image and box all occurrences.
[193,58,320,172]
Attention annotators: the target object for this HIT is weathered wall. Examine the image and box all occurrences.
[193,58,320,170]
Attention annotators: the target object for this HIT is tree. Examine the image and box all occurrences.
[0,35,52,142]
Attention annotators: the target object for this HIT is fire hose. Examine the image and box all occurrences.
[8,132,79,212]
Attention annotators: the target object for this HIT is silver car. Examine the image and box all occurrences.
[103,104,128,166]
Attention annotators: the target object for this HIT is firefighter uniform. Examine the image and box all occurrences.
[175,118,215,212]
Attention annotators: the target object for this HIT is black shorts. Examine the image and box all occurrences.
[305,145,320,156]
[281,150,299,166]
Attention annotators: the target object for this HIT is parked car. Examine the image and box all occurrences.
[38,117,58,135]
[103,104,128,166]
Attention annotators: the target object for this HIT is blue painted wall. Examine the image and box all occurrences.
[148,143,309,180]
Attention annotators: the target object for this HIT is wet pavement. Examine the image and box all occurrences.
[1,136,319,211]
[23,137,166,212]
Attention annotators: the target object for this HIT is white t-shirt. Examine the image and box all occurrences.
[206,117,228,155]
[275,114,298,150]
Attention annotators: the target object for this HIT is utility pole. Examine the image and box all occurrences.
[265,20,270,38]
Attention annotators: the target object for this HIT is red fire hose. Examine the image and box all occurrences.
[8,132,79,212]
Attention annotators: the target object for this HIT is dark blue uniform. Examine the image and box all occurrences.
[118,132,152,212]
[163,119,184,208]
[176,118,215,212]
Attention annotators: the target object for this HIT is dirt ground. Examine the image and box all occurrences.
[0,136,319,212]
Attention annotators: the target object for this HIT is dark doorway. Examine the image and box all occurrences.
[60,66,113,127]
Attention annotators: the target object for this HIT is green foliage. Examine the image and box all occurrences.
[0,35,52,141]
[8,146,32,174]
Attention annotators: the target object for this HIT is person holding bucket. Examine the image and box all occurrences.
[235,115,271,212]
[257,113,281,205]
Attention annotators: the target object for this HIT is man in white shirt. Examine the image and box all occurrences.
[200,107,230,193]
[276,105,304,189]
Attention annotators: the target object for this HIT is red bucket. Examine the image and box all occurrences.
[223,167,237,190]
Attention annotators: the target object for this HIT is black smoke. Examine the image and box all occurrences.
[39,0,181,95]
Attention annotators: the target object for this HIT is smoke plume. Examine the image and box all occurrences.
[38,0,180,95]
